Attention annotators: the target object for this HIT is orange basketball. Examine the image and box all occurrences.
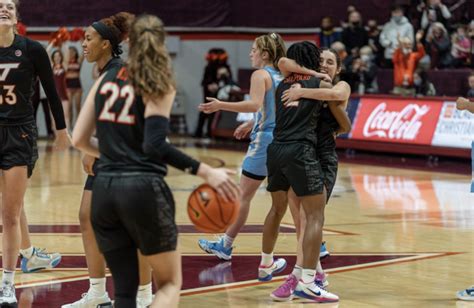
[187,183,239,233]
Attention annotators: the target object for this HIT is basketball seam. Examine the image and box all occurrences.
[193,186,226,230]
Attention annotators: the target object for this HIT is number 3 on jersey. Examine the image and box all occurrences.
[98,82,135,125]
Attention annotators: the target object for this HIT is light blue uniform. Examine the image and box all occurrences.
[242,66,283,177]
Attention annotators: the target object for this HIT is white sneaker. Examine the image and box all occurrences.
[137,296,153,308]
[61,292,112,308]
[258,258,287,281]
[0,282,17,306]
[293,280,339,303]
[457,286,474,301]
[21,247,62,273]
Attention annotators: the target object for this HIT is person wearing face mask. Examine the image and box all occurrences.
[319,16,341,48]
[413,69,436,97]
[341,11,368,54]
[392,33,425,96]
[425,22,452,68]
[345,46,378,94]
[380,5,415,68]
[215,66,240,101]
[421,0,452,32]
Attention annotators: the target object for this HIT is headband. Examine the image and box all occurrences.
[91,21,122,56]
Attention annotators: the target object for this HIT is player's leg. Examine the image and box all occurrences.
[137,252,153,308]
[145,251,181,308]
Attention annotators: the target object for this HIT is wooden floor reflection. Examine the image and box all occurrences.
[3,140,474,307]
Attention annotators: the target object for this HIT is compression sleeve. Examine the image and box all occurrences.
[28,40,66,130]
[143,115,201,174]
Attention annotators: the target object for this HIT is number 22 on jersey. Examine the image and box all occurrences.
[98,82,136,125]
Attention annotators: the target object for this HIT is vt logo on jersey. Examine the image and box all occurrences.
[0,63,20,105]
[0,63,19,82]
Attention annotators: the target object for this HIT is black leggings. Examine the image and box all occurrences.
[103,246,139,308]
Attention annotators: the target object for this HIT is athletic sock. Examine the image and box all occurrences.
[222,234,234,248]
[301,269,316,284]
[89,277,107,297]
[292,265,303,280]
[2,270,15,286]
[316,260,324,274]
[19,246,34,259]
[260,252,273,267]
[137,283,152,303]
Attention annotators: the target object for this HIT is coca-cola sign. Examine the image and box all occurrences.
[351,98,443,145]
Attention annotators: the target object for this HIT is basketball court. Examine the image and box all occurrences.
[6,138,473,307]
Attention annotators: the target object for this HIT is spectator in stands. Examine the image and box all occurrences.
[413,69,436,96]
[330,41,350,71]
[426,22,452,68]
[367,19,384,66]
[467,73,474,98]
[320,16,341,48]
[420,0,452,32]
[215,66,240,101]
[344,46,378,94]
[392,33,425,96]
[380,5,415,68]
[342,11,368,53]
[194,48,231,138]
[341,5,357,29]
[451,25,471,67]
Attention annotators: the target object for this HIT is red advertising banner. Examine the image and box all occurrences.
[350,98,443,145]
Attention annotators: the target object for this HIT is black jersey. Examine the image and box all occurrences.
[0,35,65,128]
[273,74,322,146]
[95,65,167,175]
[317,103,340,149]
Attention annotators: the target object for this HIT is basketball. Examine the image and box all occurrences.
[187,183,239,233]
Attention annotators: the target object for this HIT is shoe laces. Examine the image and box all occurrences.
[34,248,52,258]
[2,284,14,297]
[278,275,297,293]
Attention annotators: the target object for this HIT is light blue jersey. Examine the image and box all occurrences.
[242,66,283,178]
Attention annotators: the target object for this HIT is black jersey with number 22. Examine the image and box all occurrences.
[95,65,167,175]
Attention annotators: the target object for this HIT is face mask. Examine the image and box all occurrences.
[402,48,411,55]
[414,78,422,86]
[393,16,402,23]
[351,21,361,27]
[361,54,371,62]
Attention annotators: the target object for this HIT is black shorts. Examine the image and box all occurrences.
[0,122,38,178]
[318,149,338,201]
[266,142,324,197]
[91,172,177,256]
[84,160,99,191]
[66,78,82,90]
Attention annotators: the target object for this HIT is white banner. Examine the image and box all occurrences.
[431,101,474,149]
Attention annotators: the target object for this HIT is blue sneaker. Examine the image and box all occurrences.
[258,258,287,281]
[319,242,330,259]
[457,286,474,301]
[21,247,62,273]
[198,237,233,261]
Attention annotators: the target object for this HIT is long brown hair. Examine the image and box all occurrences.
[254,33,286,70]
[127,14,175,99]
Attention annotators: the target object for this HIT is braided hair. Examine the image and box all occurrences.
[286,41,321,71]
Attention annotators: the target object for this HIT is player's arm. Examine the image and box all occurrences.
[71,74,105,158]
[29,40,70,150]
[143,91,240,201]
[278,57,331,82]
[282,80,351,103]
[198,69,267,114]
[328,100,352,134]
[456,97,474,113]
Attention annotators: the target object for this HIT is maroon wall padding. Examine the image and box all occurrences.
[18,0,474,28]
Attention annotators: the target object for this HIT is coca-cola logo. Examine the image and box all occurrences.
[362,102,430,140]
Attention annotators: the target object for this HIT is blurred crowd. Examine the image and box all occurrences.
[320,1,473,97]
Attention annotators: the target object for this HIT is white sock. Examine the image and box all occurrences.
[20,246,34,259]
[301,269,316,284]
[292,265,303,280]
[316,261,324,274]
[260,252,273,267]
[222,234,234,248]
[2,270,15,286]
[89,278,106,297]
[137,283,152,301]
